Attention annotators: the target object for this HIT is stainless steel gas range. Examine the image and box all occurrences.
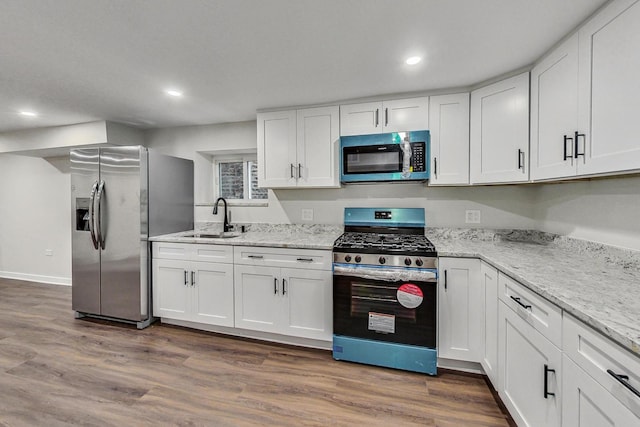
[332,207,438,375]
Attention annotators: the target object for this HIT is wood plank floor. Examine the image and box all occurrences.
[0,278,513,426]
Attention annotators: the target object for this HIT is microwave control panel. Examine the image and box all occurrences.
[411,142,426,172]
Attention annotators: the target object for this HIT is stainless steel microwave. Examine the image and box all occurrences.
[340,130,430,183]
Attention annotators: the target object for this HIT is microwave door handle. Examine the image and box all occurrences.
[88,181,99,250]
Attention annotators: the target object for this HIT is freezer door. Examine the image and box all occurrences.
[98,146,146,321]
[71,148,101,314]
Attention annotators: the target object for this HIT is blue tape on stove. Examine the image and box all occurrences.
[332,335,437,375]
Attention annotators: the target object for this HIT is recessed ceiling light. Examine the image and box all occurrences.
[165,89,183,97]
[405,56,422,65]
[19,110,38,117]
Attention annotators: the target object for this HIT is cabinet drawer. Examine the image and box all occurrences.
[234,246,331,270]
[498,272,562,347]
[152,242,233,264]
[563,313,640,418]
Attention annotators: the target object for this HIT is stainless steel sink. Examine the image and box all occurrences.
[183,232,240,239]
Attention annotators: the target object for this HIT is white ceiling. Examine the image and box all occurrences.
[0,0,608,133]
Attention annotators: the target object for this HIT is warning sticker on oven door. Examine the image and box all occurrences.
[397,283,423,309]
[368,312,395,334]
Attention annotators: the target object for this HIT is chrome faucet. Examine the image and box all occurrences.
[212,197,231,232]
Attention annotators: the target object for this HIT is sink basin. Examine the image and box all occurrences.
[183,232,240,239]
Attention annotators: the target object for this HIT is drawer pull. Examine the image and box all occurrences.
[544,364,556,399]
[248,255,264,259]
[607,369,640,399]
[296,258,314,262]
[510,295,532,310]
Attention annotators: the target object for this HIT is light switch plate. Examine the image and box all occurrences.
[465,210,481,224]
[301,208,314,221]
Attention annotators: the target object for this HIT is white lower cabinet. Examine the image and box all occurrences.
[562,355,638,427]
[233,247,332,342]
[563,313,640,424]
[499,300,562,427]
[153,245,234,328]
[480,262,499,387]
[438,257,483,362]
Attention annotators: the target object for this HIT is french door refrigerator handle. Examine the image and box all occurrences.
[96,180,106,249]
[88,180,99,250]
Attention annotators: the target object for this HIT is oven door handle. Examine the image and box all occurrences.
[333,265,437,282]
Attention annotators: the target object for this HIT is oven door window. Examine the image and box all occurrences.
[343,144,402,174]
[333,274,436,348]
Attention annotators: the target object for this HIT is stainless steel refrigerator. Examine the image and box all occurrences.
[71,146,193,328]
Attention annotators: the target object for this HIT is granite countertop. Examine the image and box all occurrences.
[150,223,343,251]
[427,228,640,358]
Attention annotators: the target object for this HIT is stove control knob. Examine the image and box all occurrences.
[415,258,423,267]
[355,255,362,263]
[344,255,352,262]
[404,258,412,266]
[379,256,386,265]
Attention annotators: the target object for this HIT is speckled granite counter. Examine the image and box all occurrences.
[427,228,640,358]
[150,223,343,250]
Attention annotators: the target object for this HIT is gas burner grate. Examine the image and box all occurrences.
[334,232,437,256]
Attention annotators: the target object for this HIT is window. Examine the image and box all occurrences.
[214,155,267,203]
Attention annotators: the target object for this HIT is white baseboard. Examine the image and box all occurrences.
[161,318,332,350]
[0,271,71,286]
[437,357,484,374]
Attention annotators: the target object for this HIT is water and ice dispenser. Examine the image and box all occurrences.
[75,198,90,231]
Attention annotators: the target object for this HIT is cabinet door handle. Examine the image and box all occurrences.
[290,164,295,178]
[191,271,195,286]
[184,270,188,286]
[384,108,389,126]
[296,257,314,262]
[434,157,438,177]
[608,369,640,399]
[298,163,302,179]
[517,149,525,170]
[375,109,379,127]
[510,295,532,310]
[574,131,585,158]
[544,364,556,399]
[282,278,287,295]
[443,270,447,291]
[274,278,278,295]
[563,135,574,161]
[248,255,264,259]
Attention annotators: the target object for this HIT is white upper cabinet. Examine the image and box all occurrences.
[257,110,297,188]
[531,33,580,181]
[340,97,429,136]
[428,93,470,185]
[339,102,382,136]
[257,106,340,189]
[531,0,640,181]
[577,0,640,176]
[470,72,530,184]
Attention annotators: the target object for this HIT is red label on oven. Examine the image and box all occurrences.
[397,283,423,309]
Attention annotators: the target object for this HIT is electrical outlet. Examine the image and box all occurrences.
[301,208,314,221]
[45,249,53,256]
[465,210,481,224]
